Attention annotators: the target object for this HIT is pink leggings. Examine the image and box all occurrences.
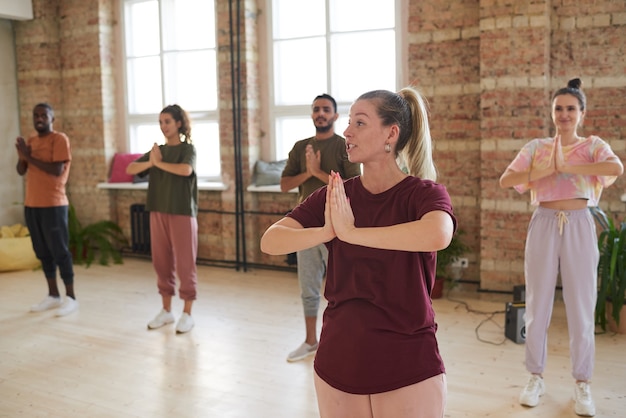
[524,207,597,381]
[150,212,198,301]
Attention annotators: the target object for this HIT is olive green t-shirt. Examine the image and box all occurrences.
[136,142,198,217]
[282,134,361,204]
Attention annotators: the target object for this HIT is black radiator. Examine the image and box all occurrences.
[130,204,151,254]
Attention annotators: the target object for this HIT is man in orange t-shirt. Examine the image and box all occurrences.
[15,103,78,317]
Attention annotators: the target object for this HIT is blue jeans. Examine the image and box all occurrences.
[25,206,74,285]
[297,244,328,317]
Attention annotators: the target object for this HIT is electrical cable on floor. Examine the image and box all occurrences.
[445,292,507,345]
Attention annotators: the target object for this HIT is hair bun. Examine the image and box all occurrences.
[567,78,582,90]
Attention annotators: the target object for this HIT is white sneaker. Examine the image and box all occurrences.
[55,297,79,317]
[147,309,175,329]
[574,382,596,416]
[519,375,545,407]
[30,296,62,312]
[286,342,318,362]
[175,313,195,334]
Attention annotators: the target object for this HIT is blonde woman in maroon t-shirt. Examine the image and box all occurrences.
[262,87,456,418]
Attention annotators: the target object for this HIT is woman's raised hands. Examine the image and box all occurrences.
[326,171,355,241]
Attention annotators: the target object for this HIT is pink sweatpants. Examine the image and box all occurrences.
[150,211,198,301]
[524,207,597,381]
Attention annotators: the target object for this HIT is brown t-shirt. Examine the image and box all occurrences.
[24,131,71,208]
[281,134,361,203]
[134,142,198,217]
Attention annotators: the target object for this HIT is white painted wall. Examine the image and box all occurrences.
[0,0,33,20]
[0,18,23,226]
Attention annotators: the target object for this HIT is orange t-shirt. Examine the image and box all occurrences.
[24,131,71,207]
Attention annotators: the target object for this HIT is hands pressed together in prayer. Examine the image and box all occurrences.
[149,142,162,166]
[305,144,324,179]
[15,137,31,160]
[323,171,356,242]
[530,135,573,182]
[547,135,568,175]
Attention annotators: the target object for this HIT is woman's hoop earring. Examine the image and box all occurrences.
[385,143,391,153]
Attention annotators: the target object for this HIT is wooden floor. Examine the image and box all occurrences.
[0,258,624,418]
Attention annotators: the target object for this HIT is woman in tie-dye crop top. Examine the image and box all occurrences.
[500,78,623,416]
[508,134,618,207]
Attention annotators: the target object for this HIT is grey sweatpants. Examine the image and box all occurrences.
[297,243,328,318]
[524,206,598,381]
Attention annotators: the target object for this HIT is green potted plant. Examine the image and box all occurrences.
[432,229,470,299]
[68,204,128,267]
[590,207,626,333]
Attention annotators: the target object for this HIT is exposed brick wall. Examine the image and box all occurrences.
[478,1,551,290]
[478,0,626,290]
[12,0,626,284]
[14,1,63,137]
[14,0,117,225]
[408,0,482,286]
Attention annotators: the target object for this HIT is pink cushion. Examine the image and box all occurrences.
[108,153,143,183]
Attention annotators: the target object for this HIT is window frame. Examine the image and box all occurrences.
[263,0,405,161]
[119,0,221,181]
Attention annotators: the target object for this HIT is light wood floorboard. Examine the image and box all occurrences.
[0,258,624,417]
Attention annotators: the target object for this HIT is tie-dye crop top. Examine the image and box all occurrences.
[505,135,618,206]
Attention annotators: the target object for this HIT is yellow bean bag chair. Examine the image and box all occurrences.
[0,224,40,272]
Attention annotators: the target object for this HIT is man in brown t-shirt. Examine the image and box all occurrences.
[15,103,78,317]
[280,94,361,362]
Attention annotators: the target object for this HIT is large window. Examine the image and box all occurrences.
[123,0,220,179]
[269,0,399,160]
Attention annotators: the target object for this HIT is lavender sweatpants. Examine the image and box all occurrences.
[524,206,598,381]
[150,211,198,301]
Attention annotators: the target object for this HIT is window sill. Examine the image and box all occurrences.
[246,184,296,193]
[97,182,297,193]
[97,181,228,191]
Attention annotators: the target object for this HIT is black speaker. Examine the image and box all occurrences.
[505,302,526,344]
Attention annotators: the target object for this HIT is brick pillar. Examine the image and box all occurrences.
[57,0,118,223]
[407,0,482,284]
[479,1,551,290]
[214,0,261,264]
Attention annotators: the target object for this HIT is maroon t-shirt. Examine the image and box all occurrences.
[288,176,456,394]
